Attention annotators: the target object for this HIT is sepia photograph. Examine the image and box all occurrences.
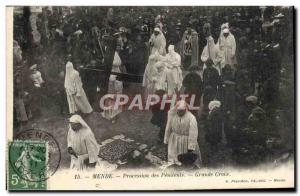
[6,5,295,190]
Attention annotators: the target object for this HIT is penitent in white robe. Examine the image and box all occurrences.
[143,59,156,94]
[102,52,123,120]
[201,36,223,74]
[218,32,237,67]
[65,62,93,114]
[165,49,183,96]
[102,79,123,120]
[149,30,166,56]
[164,109,202,167]
[152,63,167,92]
[67,115,99,170]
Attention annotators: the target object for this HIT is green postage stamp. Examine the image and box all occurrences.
[7,140,48,190]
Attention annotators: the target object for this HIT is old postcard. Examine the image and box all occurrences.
[6,6,295,190]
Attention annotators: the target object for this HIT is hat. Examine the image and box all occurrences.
[127,150,144,166]
[221,23,229,30]
[246,95,258,104]
[29,64,37,70]
[177,152,197,166]
[177,100,186,110]
[223,28,229,33]
[154,27,160,32]
[119,27,127,33]
[176,22,182,26]
[175,100,188,111]
[224,80,236,85]
[69,114,91,129]
[74,29,83,35]
[208,100,221,111]
[113,32,121,36]
[274,13,284,18]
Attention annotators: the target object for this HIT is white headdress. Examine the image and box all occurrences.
[69,114,91,130]
[208,100,221,112]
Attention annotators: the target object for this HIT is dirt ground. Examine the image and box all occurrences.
[14,79,293,171]
[13,79,230,169]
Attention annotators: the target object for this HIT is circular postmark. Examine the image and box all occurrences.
[9,128,61,182]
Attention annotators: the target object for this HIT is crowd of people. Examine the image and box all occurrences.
[13,6,294,170]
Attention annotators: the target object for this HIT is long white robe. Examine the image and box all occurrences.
[149,30,166,56]
[165,48,183,96]
[201,36,223,74]
[218,32,237,67]
[102,52,123,120]
[102,78,123,120]
[65,62,93,114]
[112,52,122,73]
[143,56,158,95]
[153,62,167,92]
[67,115,99,170]
[164,109,201,167]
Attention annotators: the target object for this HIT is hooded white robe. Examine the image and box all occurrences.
[165,45,183,95]
[218,31,237,67]
[164,102,202,167]
[149,28,166,56]
[143,54,159,95]
[102,52,123,120]
[67,115,99,170]
[152,61,167,92]
[64,61,93,114]
[201,36,224,74]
